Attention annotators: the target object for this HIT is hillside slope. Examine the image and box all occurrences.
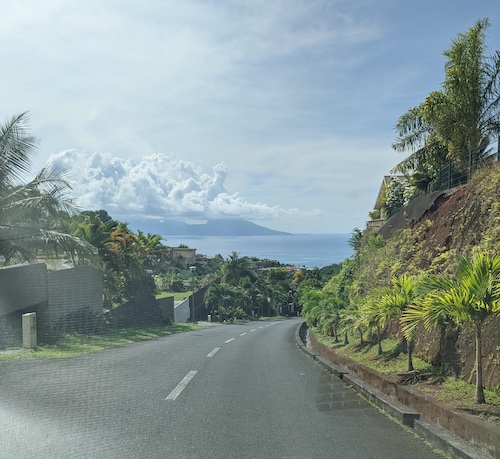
[355,163,500,390]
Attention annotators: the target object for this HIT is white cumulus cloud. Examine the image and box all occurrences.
[48,150,307,224]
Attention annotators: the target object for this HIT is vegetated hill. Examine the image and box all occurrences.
[354,163,500,390]
[126,218,291,236]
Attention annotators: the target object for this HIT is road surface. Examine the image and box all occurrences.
[0,318,444,458]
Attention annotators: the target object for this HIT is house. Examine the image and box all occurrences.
[169,247,196,268]
[366,175,405,230]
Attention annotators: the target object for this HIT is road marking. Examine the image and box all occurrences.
[259,326,264,329]
[240,332,247,336]
[165,371,197,401]
[250,329,256,332]
[207,347,220,357]
[224,338,235,343]
[265,324,270,327]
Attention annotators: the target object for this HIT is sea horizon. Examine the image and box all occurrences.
[162,233,353,268]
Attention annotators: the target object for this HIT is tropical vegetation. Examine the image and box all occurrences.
[0,112,99,266]
[392,18,500,186]
[301,19,500,408]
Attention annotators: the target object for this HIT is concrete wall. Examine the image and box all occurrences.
[47,265,103,324]
[174,298,190,323]
[157,297,174,323]
[173,285,209,323]
[0,264,48,315]
[0,263,103,346]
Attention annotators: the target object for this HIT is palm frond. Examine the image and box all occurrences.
[0,112,37,188]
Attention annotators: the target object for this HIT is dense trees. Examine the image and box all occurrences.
[64,211,172,306]
[204,252,301,322]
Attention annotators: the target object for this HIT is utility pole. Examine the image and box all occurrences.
[189,266,196,324]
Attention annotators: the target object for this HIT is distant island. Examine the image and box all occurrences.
[126,218,291,236]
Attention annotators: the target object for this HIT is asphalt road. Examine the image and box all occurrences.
[0,318,444,459]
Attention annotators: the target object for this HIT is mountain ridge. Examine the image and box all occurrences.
[126,218,291,236]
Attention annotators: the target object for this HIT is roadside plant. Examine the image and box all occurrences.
[374,274,422,372]
[402,252,500,404]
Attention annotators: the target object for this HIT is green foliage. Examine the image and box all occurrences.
[385,178,406,216]
[347,228,363,251]
[0,112,99,267]
[393,18,500,175]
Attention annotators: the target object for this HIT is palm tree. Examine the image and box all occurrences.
[221,251,256,284]
[402,253,500,404]
[204,283,236,322]
[359,298,384,354]
[375,274,421,372]
[392,18,500,177]
[0,112,99,266]
[339,302,365,345]
[136,231,170,273]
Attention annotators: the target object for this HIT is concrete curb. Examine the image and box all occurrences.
[295,321,493,459]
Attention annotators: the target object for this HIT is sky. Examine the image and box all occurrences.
[3,1,500,234]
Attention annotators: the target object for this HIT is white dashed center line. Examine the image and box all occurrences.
[165,371,197,401]
[224,338,235,343]
[240,332,247,336]
[250,329,256,332]
[207,347,220,357]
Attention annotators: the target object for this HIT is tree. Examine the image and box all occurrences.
[402,253,500,403]
[221,251,256,284]
[359,298,384,355]
[375,274,421,372]
[339,301,365,345]
[393,18,500,177]
[0,112,99,266]
[204,283,237,322]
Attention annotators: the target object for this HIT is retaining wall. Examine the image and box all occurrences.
[309,329,500,459]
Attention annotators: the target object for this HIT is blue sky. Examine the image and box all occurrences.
[3,1,500,234]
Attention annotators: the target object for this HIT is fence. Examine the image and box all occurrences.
[425,144,499,194]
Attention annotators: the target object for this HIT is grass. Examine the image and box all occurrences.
[0,323,199,361]
[156,291,192,301]
[321,335,434,375]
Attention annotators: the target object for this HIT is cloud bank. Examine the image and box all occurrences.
[49,150,316,224]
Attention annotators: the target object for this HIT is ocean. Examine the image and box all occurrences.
[162,233,353,268]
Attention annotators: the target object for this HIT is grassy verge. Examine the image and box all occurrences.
[0,323,200,361]
[156,291,192,301]
[314,329,500,427]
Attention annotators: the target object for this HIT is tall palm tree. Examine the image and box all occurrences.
[402,253,500,404]
[393,18,500,177]
[0,112,99,266]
